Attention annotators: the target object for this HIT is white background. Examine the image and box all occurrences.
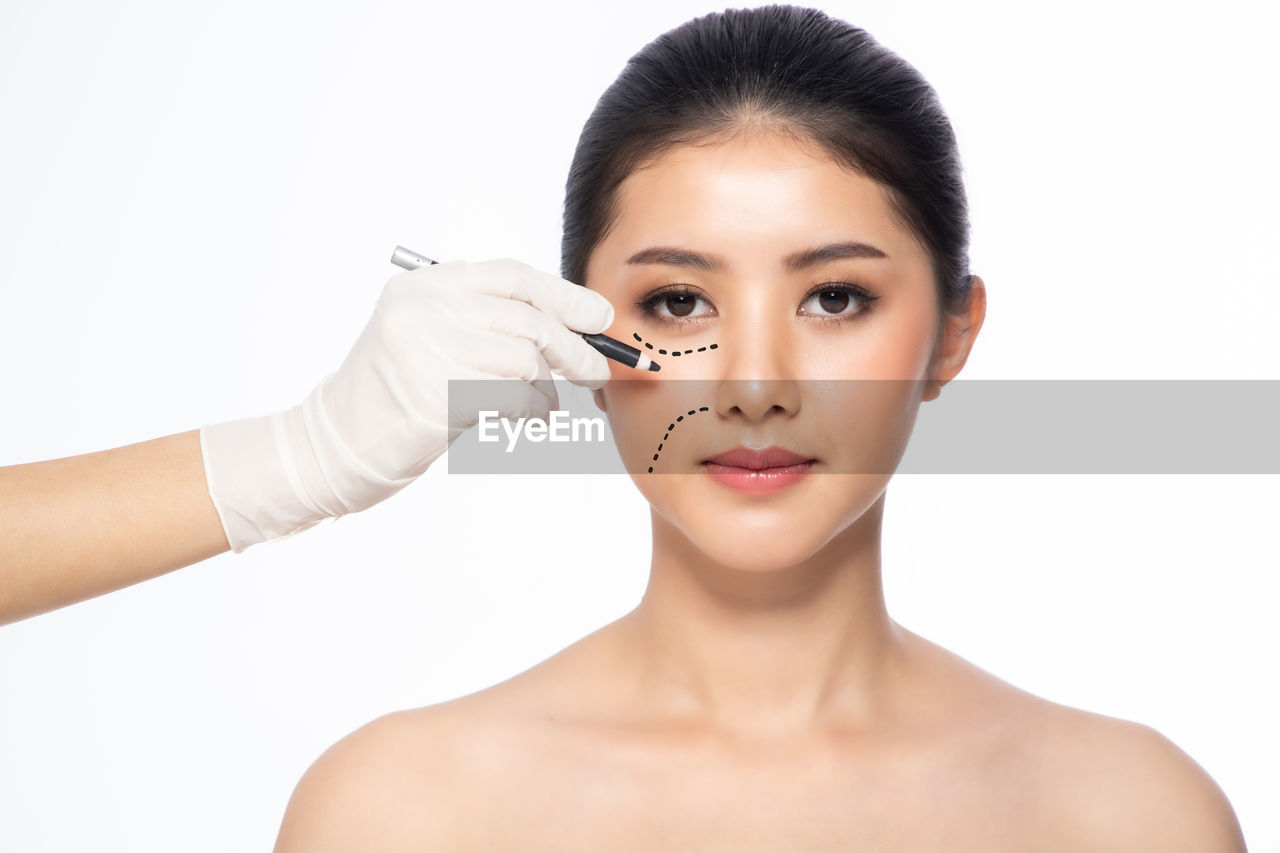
[1,0,1276,849]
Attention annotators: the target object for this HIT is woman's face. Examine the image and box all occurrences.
[585,129,970,572]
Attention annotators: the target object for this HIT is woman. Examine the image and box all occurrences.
[274,6,1246,849]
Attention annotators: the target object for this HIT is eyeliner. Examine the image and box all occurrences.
[389,245,660,372]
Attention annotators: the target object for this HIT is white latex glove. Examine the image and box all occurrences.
[198,258,615,552]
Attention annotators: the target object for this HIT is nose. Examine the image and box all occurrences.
[711,294,802,422]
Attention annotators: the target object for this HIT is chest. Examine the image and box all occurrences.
[451,734,1054,852]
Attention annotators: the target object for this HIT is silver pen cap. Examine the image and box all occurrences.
[390,245,437,270]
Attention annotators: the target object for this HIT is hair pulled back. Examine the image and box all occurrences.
[561,4,973,317]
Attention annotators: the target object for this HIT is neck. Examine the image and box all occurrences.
[619,492,904,740]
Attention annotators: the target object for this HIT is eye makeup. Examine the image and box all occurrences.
[636,281,880,325]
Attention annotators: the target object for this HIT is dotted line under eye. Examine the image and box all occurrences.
[648,406,711,473]
[632,332,718,357]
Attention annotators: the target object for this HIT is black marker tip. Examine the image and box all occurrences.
[648,360,661,372]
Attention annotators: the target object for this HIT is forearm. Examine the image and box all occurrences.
[0,429,230,626]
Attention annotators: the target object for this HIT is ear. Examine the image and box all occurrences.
[924,274,986,403]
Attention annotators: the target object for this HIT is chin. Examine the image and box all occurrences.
[700,542,827,574]
[652,471,889,573]
[678,510,842,573]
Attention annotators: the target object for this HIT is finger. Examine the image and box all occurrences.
[449,331,562,414]
[527,348,559,415]
[445,363,556,433]
[453,258,616,335]
[471,293,612,390]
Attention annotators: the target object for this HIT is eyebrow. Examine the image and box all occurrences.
[624,240,889,273]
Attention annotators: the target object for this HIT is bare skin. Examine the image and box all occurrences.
[278,621,1245,851]
[0,430,230,625]
[274,129,1247,850]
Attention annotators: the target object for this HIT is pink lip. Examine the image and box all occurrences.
[701,446,816,495]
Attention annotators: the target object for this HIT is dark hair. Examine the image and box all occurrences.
[560,4,973,319]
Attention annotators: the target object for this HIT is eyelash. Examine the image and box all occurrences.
[636,282,880,325]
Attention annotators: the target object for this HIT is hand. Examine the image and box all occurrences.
[199,258,615,552]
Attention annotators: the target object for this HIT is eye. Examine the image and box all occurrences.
[636,285,714,323]
[635,281,880,325]
[799,282,880,320]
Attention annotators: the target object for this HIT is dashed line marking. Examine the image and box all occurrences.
[649,406,711,472]
[632,332,718,357]
[626,333,717,472]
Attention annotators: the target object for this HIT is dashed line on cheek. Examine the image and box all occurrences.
[632,332,718,358]
[628,332,717,473]
[648,406,711,473]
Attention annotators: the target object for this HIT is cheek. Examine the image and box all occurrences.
[809,379,923,476]
[800,325,934,383]
[600,380,712,526]
[601,379,714,475]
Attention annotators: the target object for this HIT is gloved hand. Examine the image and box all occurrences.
[198,258,615,552]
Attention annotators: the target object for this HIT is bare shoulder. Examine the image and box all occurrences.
[273,704,475,853]
[271,631,611,852]
[903,630,1246,851]
[1034,706,1247,852]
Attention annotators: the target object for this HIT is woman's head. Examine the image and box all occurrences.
[563,4,975,324]
[565,6,985,573]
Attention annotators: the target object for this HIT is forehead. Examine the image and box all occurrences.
[598,131,923,271]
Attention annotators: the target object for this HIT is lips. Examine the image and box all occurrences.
[702,446,815,470]
[701,445,816,496]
